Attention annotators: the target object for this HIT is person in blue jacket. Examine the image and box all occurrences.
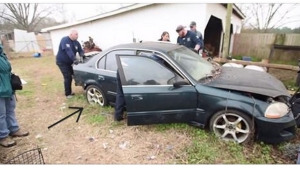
[56,29,84,99]
[176,25,201,54]
[0,44,29,147]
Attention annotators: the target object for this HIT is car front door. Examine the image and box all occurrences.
[116,55,198,126]
[95,50,135,104]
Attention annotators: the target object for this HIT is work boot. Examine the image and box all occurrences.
[10,129,29,137]
[0,137,16,147]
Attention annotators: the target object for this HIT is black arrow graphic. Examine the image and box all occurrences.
[48,107,84,129]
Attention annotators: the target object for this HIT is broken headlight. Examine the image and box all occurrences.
[264,102,289,119]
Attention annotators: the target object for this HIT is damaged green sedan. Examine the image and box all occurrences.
[73,41,300,144]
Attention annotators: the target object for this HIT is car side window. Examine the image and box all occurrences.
[106,50,135,71]
[138,51,185,80]
[97,56,105,69]
[120,56,183,85]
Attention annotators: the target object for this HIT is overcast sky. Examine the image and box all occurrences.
[61,3,300,29]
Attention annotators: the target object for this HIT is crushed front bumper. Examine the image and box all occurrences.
[255,113,296,144]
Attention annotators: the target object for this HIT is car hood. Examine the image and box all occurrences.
[205,67,290,97]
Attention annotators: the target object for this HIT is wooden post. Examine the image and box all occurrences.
[222,3,233,59]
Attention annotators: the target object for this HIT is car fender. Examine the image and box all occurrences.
[83,79,105,90]
[204,99,266,127]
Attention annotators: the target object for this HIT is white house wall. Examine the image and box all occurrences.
[49,3,208,55]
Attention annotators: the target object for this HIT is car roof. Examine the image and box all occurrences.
[107,41,182,53]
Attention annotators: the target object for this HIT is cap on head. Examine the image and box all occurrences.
[190,21,196,27]
[176,25,186,33]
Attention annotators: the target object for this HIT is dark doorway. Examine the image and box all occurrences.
[204,15,223,56]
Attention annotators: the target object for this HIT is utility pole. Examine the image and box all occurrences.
[222,3,233,59]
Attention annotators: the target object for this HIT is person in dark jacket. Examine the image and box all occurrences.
[158,31,170,42]
[56,29,84,99]
[190,21,204,52]
[176,25,201,54]
[0,44,29,148]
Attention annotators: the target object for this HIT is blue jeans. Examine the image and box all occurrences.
[0,96,19,139]
[56,62,74,96]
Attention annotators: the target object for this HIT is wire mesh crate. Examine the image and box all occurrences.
[5,148,45,164]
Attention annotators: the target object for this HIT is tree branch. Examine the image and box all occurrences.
[1,3,64,32]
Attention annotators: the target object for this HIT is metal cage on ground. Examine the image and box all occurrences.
[5,148,45,164]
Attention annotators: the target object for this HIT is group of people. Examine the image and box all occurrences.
[0,20,205,148]
[156,21,204,55]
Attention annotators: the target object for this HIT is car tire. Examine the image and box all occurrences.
[209,110,254,144]
[85,85,107,107]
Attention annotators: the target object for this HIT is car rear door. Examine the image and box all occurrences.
[116,54,198,126]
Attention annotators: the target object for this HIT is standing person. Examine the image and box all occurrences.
[190,21,204,56]
[56,29,84,99]
[190,21,203,42]
[176,25,201,53]
[158,31,170,42]
[0,44,29,148]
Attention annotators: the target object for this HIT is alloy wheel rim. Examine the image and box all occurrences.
[87,88,104,106]
[213,113,250,143]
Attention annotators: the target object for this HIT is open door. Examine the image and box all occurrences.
[116,54,198,126]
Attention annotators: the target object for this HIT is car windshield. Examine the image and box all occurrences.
[167,47,214,81]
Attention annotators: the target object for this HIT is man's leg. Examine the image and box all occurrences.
[5,96,19,133]
[0,98,9,139]
[57,62,73,96]
[114,71,125,121]
[7,96,29,137]
[0,97,16,147]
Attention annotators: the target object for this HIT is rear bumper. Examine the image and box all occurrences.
[255,113,296,144]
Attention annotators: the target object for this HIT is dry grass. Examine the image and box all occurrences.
[0,56,299,164]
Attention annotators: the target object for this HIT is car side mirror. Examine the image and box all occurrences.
[173,80,189,88]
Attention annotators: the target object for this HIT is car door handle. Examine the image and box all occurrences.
[131,95,143,100]
[98,75,105,80]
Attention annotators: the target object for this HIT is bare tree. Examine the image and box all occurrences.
[0,3,64,32]
[237,3,300,32]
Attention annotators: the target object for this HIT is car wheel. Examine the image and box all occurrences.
[209,110,254,144]
[85,85,107,107]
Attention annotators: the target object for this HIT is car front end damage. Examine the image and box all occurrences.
[254,94,299,144]
[255,113,296,144]
[202,66,300,144]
